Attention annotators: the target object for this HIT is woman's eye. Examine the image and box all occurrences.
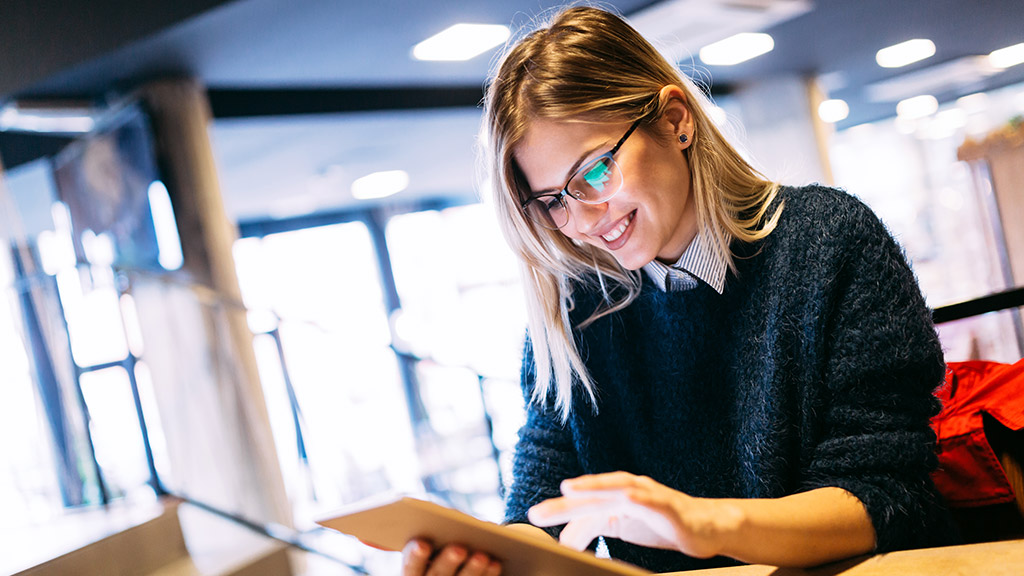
[582,159,612,191]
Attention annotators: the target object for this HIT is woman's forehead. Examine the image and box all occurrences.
[514,119,627,187]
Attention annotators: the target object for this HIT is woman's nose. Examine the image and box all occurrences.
[567,200,608,236]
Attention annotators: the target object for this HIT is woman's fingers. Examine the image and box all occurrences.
[402,539,432,576]
[402,541,502,576]
[558,513,624,550]
[559,471,658,495]
[530,473,665,527]
[457,552,500,576]
[482,559,503,576]
[528,492,628,526]
[527,472,694,553]
[424,545,468,576]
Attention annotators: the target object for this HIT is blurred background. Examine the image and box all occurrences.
[2,0,1024,574]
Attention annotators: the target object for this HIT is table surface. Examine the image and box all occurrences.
[664,538,1024,576]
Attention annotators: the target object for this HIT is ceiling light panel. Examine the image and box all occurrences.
[412,23,510,62]
[876,39,936,68]
[896,95,938,120]
[989,42,1024,69]
[351,170,409,200]
[817,99,850,123]
[631,0,809,65]
[699,33,775,66]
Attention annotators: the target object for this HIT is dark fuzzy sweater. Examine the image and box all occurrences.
[504,185,958,572]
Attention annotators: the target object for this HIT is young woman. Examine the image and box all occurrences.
[403,6,956,575]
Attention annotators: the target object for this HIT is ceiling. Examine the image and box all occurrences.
[3,0,1024,224]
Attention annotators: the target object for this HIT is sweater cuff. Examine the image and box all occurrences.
[808,476,958,553]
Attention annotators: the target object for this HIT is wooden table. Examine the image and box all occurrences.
[664,538,1024,576]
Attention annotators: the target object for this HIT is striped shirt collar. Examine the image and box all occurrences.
[641,227,727,294]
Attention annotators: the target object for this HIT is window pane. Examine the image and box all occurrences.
[386,205,526,377]
[386,204,528,519]
[78,366,152,499]
[830,80,1024,362]
[0,285,64,524]
[234,222,418,527]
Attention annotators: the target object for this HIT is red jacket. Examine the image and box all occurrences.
[931,359,1024,507]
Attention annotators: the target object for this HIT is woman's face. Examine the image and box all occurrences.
[514,107,698,270]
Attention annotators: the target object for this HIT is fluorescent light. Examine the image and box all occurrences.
[896,95,938,120]
[956,92,988,113]
[817,99,849,123]
[0,104,95,133]
[989,42,1024,69]
[148,180,184,271]
[351,170,409,200]
[876,39,935,68]
[699,33,774,66]
[413,23,510,61]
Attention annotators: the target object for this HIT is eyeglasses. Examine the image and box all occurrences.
[520,118,642,230]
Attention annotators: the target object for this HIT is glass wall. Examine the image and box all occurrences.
[830,80,1024,362]
[233,202,527,529]
[385,204,526,519]
[0,154,160,525]
[234,221,419,529]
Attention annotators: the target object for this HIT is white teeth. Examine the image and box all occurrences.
[602,212,633,242]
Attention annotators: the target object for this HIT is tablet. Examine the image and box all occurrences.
[316,495,651,576]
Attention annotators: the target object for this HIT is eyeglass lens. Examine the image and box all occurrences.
[569,156,619,200]
[527,156,622,228]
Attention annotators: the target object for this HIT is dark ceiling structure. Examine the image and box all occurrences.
[2,0,1024,220]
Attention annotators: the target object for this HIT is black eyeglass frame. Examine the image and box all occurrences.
[520,118,644,230]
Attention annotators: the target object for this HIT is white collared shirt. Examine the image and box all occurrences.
[641,227,727,293]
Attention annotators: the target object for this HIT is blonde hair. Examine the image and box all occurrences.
[483,5,782,421]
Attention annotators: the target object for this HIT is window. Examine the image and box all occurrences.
[234,221,419,528]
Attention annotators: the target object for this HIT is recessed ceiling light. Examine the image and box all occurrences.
[876,39,935,68]
[412,23,510,62]
[817,99,849,123]
[989,42,1024,69]
[698,33,774,66]
[896,95,938,120]
[956,92,988,114]
[351,170,409,200]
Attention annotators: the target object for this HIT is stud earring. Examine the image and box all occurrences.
[678,134,688,144]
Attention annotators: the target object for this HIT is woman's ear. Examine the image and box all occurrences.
[658,84,695,149]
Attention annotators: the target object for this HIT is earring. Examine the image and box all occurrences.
[678,134,688,144]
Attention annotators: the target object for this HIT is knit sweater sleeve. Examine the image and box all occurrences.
[502,338,582,539]
[798,192,956,552]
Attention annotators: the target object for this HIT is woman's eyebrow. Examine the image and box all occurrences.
[532,141,609,195]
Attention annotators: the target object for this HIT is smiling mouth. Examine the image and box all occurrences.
[601,211,634,242]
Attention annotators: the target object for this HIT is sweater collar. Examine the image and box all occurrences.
[641,226,727,294]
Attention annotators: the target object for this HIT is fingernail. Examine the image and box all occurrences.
[403,540,426,556]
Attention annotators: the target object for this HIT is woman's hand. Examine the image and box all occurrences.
[401,540,502,576]
[527,472,877,568]
[527,472,740,559]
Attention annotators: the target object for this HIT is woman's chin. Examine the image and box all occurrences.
[609,250,651,271]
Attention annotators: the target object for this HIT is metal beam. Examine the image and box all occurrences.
[207,86,486,118]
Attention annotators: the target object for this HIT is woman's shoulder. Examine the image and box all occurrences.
[775,184,875,221]
[771,184,889,242]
